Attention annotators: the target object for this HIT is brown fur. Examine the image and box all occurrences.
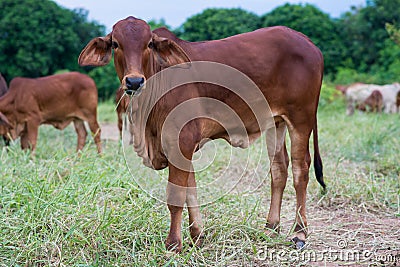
[356,90,383,112]
[0,72,102,153]
[79,17,325,252]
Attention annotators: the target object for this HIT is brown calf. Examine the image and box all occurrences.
[355,90,383,112]
[79,17,325,251]
[0,72,101,153]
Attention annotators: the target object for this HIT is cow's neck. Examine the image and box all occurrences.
[131,71,168,168]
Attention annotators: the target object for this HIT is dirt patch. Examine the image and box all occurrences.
[309,206,400,259]
[100,122,120,141]
[252,204,399,266]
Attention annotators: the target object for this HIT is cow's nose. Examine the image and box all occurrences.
[125,77,144,95]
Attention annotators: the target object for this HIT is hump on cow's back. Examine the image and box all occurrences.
[8,77,31,91]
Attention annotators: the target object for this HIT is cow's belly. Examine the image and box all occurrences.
[219,131,262,148]
[44,118,73,130]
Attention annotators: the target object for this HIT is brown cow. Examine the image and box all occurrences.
[79,17,325,251]
[355,90,383,112]
[0,73,7,97]
[0,72,102,153]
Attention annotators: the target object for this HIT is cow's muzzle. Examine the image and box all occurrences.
[125,77,145,96]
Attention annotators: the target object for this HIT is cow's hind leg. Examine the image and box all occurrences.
[287,125,313,249]
[73,119,88,152]
[87,117,102,153]
[266,119,289,235]
[186,172,204,246]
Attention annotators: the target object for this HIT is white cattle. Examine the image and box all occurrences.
[345,83,400,115]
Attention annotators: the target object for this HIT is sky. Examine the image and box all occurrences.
[53,0,366,31]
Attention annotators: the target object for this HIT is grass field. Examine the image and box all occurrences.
[0,93,399,266]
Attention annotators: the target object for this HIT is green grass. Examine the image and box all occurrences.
[317,99,399,212]
[0,98,399,266]
[97,99,118,123]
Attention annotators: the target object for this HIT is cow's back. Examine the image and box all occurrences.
[160,26,324,114]
[346,84,379,101]
[9,72,97,121]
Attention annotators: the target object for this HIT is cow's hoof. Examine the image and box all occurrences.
[190,233,205,247]
[264,229,279,238]
[292,237,306,250]
[264,222,280,238]
[165,237,182,253]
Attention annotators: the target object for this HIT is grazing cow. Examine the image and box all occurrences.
[0,73,7,97]
[0,72,102,153]
[79,17,325,251]
[344,83,400,115]
[355,90,383,113]
[115,86,134,143]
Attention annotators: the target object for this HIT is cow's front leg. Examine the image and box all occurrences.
[20,121,39,152]
[166,164,189,252]
[186,171,203,246]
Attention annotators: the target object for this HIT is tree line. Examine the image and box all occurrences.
[0,0,399,100]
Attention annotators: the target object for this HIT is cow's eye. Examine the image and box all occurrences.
[112,41,119,49]
[148,41,154,49]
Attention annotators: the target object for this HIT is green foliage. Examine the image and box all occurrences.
[337,0,400,73]
[261,3,344,74]
[87,60,120,101]
[386,23,400,45]
[333,37,400,85]
[0,0,105,81]
[372,39,400,82]
[318,83,344,108]
[178,8,261,41]
[2,0,400,100]
[148,18,170,31]
[333,67,379,84]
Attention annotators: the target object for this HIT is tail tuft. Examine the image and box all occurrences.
[313,120,326,193]
[314,153,326,192]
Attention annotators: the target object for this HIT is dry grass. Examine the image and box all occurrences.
[0,97,399,266]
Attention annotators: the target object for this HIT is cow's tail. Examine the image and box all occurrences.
[313,119,326,192]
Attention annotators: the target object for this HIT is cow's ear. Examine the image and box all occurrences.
[0,112,12,129]
[150,34,191,68]
[78,34,112,66]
